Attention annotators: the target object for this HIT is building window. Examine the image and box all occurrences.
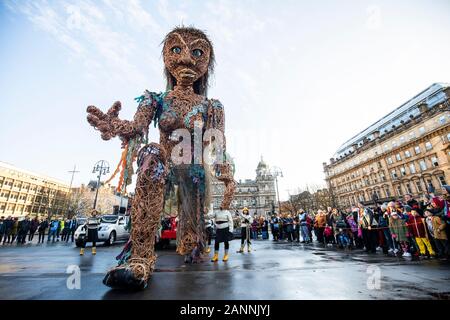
[415,181,423,193]
[396,185,402,196]
[409,163,416,174]
[439,116,446,124]
[419,126,425,135]
[409,131,416,140]
[380,171,386,181]
[405,150,411,158]
[400,167,406,176]
[431,156,439,167]
[387,157,393,165]
[447,133,450,142]
[425,141,432,151]
[419,160,427,171]
[391,170,398,179]
[437,175,447,186]
[414,146,421,154]
[396,153,402,161]
[384,144,389,152]
[400,136,405,144]
[405,183,413,194]
[384,186,391,197]
[392,140,397,148]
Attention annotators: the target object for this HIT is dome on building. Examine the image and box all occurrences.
[257,156,268,170]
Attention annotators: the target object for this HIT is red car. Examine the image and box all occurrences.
[156,217,177,249]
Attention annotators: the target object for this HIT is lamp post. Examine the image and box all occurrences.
[271,166,283,215]
[92,160,110,210]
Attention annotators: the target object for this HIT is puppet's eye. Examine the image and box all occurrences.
[192,49,203,57]
[172,47,181,54]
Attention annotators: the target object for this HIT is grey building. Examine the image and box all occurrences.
[211,159,277,217]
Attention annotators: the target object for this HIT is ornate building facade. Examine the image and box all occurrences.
[323,83,450,207]
[211,159,277,217]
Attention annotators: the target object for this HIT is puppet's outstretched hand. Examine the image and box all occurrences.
[87,101,129,142]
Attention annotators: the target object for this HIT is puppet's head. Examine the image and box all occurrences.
[162,26,215,95]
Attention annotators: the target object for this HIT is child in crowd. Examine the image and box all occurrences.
[407,209,435,258]
[389,211,410,257]
[427,210,449,260]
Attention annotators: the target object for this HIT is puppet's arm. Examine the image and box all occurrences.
[86,91,156,144]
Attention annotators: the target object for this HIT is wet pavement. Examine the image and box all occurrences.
[0,238,449,300]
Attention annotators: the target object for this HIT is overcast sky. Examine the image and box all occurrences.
[1,0,450,200]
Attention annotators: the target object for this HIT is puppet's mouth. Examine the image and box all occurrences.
[179,68,197,78]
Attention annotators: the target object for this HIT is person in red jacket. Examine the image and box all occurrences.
[407,209,435,258]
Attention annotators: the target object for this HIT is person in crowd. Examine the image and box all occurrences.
[3,216,13,244]
[237,207,253,253]
[56,218,63,241]
[346,211,359,248]
[376,203,395,255]
[427,209,449,260]
[47,219,59,242]
[38,218,48,244]
[314,210,327,244]
[270,214,280,241]
[307,212,314,240]
[389,211,410,257]
[80,210,100,256]
[61,219,70,241]
[251,218,258,240]
[298,209,311,243]
[66,217,78,242]
[10,217,19,243]
[261,217,269,240]
[278,214,284,240]
[293,213,300,242]
[28,216,39,242]
[283,214,294,242]
[404,194,423,216]
[334,211,350,249]
[204,216,214,254]
[407,208,435,258]
[17,216,31,244]
[357,202,378,254]
[0,216,5,244]
[207,206,234,262]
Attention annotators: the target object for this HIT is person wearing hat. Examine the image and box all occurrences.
[376,203,394,254]
[80,209,100,255]
[389,210,409,256]
[237,207,253,253]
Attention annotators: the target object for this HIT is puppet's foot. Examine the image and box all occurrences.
[103,259,153,290]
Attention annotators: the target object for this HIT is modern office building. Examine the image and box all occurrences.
[323,83,450,207]
[0,161,70,217]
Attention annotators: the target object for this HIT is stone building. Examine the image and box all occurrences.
[323,83,450,207]
[211,159,277,217]
[0,161,70,217]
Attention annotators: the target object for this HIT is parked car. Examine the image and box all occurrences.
[155,217,177,249]
[74,214,130,247]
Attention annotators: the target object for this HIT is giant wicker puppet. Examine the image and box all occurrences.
[86,27,236,290]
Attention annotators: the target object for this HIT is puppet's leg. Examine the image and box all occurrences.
[103,143,167,290]
[175,165,206,262]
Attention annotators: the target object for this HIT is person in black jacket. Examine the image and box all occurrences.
[28,217,39,242]
[17,217,31,244]
[2,216,13,244]
[66,218,78,242]
[37,219,49,244]
[0,216,5,244]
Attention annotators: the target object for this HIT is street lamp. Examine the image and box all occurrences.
[92,160,110,210]
[271,166,283,215]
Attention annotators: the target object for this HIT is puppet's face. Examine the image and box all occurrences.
[163,32,211,87]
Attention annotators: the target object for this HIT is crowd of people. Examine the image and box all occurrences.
[0,216,79,245]
[265,187,450,260]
